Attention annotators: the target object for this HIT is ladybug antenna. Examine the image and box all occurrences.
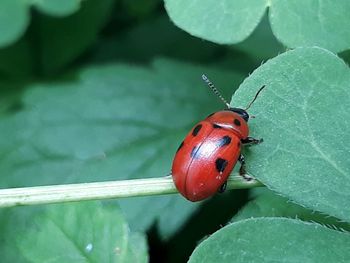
[244,85,266,111]
[202,74,230,108]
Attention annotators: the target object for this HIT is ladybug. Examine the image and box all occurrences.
[172,74,265,202]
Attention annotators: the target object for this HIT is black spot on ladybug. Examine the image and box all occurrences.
[233,119,241,126]
[217,136,231,147]
[215,158,228,173]
[191,145,200,158]
[192,124,202,136]
[176,141,184,153]
[213,124,222,129]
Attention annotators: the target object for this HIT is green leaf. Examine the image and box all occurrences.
[0,0,87,48]
[93,14,259,76]
[0,0,29,47]
[0,0,114,77]
[36,0,114,75]
[93,16,221,65]
[164,0,267,44]
[0,59,244,238]
[0,202,148,262]
[232,47,350,222]
[35,0,81,16]
[127,232,149,263]
[269,0,350,53]
[164,0,350,52]
[233,190,350,231]
[189,218,350,263]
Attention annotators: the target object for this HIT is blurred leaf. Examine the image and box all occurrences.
[0,0,88,48]
[35,0,81,16]
[93,16,221,65]
[0,59,244,238]
[93,15,259,75]
[189,218,350,262]
[36,0,114,75]
[0,0,114,78]
[0,0,29,47]
[164,0,350,52]
[0,202,148,262]
[233,47,350,222]
[269,0,350,53]
[164,0,267,44]
[127,232,149,263]
[233,190,350,231]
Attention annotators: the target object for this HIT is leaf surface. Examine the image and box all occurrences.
[189,218,350,263]
[164,0,267,44]
[233,47,350,221]
[0,203,148,262]
[165,0,350,52]
[233,190,350,231]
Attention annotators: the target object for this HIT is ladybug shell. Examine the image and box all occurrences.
[172,110,249,202]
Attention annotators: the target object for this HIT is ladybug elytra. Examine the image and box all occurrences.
[171,75,264,202]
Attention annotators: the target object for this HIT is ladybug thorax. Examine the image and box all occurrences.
[206,110,249,139]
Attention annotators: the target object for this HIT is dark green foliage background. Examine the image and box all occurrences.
[0,0,350,262]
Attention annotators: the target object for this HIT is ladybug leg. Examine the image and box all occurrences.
[238,154,253,181]
[241,137,263,147]
[218,181,227,193]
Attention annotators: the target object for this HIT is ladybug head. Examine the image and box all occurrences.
[227,108,249,122]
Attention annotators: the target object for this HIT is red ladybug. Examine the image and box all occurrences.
[172,74,264,202]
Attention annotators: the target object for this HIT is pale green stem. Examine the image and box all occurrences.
[0,175,263,208]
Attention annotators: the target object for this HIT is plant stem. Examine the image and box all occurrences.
[0,175,263,208]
